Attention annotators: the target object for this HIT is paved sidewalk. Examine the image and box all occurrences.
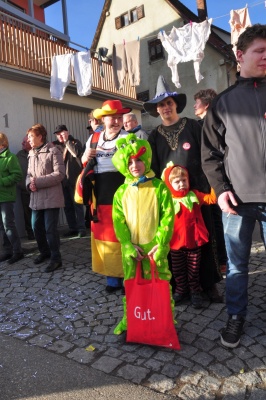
[1,230,266,399]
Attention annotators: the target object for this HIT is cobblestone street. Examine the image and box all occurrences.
[1,232,266,399]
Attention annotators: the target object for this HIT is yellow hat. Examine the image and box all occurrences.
[93,100,131,119]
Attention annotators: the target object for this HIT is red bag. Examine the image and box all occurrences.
[125,257,180,349]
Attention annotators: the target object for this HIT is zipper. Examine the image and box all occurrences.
[253,79,266,189]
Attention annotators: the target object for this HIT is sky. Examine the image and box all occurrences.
[44,0,266,50]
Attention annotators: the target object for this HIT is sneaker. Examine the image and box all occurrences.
[7,253,24,264]
[191,292,203,309]
[173,292,189,304]
[221,315,245,348]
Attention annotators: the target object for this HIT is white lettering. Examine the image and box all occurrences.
[134,306,155,320]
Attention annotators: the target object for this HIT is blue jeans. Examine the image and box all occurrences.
[63,184,86,232]
[32,208,61,262]
[222,203,266,317]
[0,202,22,255]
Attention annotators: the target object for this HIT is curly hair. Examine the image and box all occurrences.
[194,89,217,105]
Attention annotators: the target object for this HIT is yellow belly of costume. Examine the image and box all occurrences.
[122,182,158,245]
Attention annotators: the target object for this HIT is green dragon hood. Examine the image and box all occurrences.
[112,133,154,183]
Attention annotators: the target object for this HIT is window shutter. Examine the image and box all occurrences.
[115,16,122,29]
[136,5,144,20]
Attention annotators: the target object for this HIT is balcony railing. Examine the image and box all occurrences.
[0,11,137,99]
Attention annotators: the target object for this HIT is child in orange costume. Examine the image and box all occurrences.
[163,164,217,308]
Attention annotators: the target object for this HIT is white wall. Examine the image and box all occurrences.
[0,78,95,153]
[95,0,236,132]
[0,77,140,237]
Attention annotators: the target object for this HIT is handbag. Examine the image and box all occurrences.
[125,256,180,349]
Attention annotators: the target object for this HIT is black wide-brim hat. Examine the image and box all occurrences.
[143,75,187,118]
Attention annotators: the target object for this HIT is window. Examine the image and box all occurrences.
[148,39,164,63]
[115,5,145,30]
[130,9,138,23]
[122,12,129,27]
[137,91,149,113]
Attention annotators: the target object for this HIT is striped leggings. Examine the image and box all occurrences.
[170,247,202,294]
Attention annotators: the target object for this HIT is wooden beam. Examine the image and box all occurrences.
[196,0,208,21]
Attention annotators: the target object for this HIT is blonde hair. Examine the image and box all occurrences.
[0,132,9,148]
[169,166,188,183]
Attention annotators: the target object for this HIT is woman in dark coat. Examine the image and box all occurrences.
[144,76,222,302]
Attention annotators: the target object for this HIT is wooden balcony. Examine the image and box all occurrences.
[0,12,137,100]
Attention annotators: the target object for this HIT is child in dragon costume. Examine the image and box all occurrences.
[112,134,175,335]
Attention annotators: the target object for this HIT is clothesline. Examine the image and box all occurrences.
[142,0,265,40]
[33,0,265,60]
[212,0,264,20]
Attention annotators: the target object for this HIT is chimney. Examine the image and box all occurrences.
[196,0,208,21]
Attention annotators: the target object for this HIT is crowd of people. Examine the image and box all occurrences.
[0,24,265,350]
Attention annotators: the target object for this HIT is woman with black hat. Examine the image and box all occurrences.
[144,76,222,302]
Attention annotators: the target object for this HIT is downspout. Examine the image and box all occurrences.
[61,0,69,44]
[27,0,35,33]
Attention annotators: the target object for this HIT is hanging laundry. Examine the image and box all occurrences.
[50,50,92,100]
[125,40,140,87]
[158,19,212,88]
[112,40,140,90]
[229,7,252,58]
[72,50,92,96]
[50,53,73,100]
[112,43,127,90]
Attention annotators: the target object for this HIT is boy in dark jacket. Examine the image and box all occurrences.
[202,24,266,348]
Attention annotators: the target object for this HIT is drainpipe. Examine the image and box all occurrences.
[27,0,35,33]
[61,0,69,43]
